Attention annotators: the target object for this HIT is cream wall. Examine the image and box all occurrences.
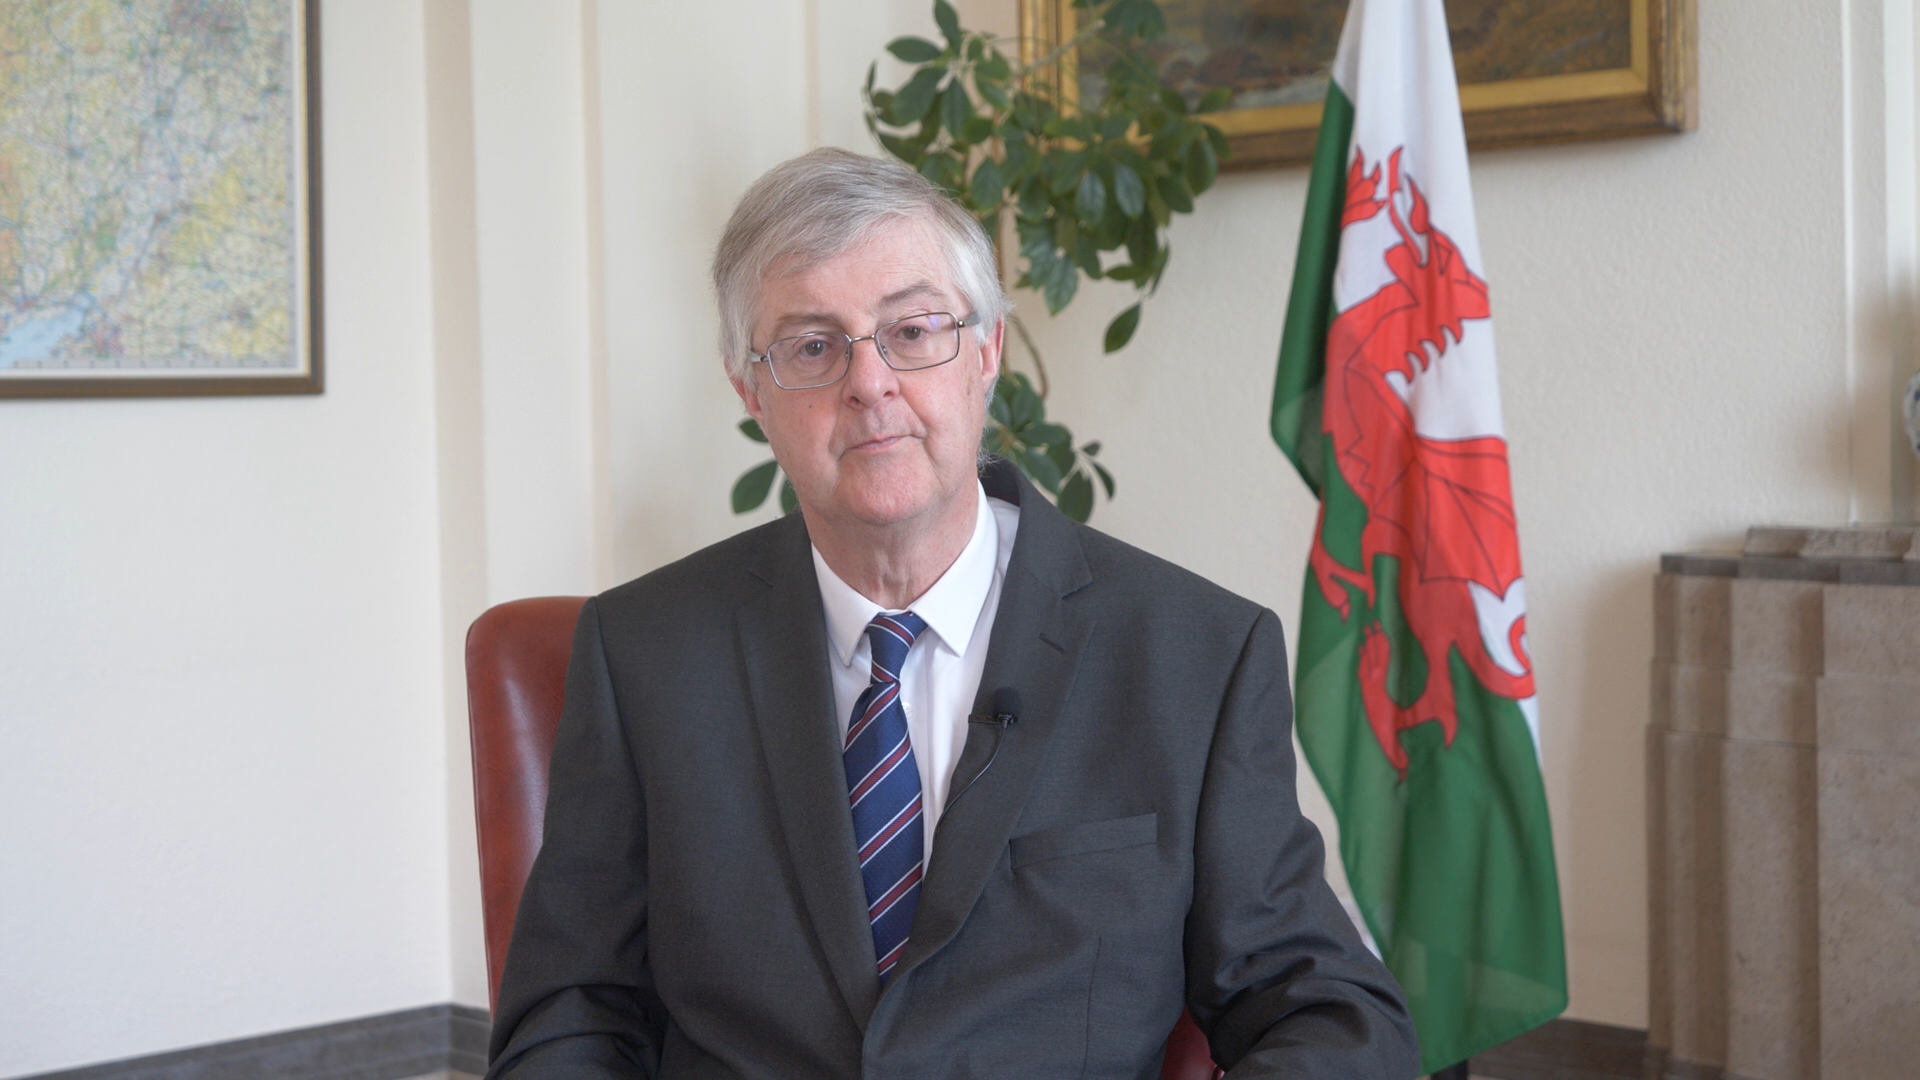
[3,0,1916,1073]
[0,3,453,1073]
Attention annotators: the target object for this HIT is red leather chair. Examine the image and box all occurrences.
[466,596,1221,1079]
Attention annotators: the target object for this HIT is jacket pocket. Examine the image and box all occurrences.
[1009,812,1157,870]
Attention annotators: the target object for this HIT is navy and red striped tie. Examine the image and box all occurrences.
[845,611,927,983]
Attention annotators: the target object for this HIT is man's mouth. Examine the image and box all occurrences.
[847,434,908,454]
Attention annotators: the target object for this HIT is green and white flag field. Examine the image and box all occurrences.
[1271,0,1568,1071]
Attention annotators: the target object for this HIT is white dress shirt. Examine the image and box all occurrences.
[811,482,1020,864]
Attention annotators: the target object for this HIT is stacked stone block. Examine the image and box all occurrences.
[1648,528,1920,1080]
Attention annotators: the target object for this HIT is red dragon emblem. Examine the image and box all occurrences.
[1311,147,1534,778]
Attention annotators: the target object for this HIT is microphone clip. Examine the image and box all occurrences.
[969,687,1023,729]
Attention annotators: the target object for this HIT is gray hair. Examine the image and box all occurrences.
[711,148,1009,381]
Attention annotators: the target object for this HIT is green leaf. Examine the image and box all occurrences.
[1092,460,1115,498]
[778,477,800,515]
[1197,85,1233,113]
[1041,254,1079,313]
[1158,86,1188,115]
[989,385,1014,427]
[941,82,973,137]
[1073,232,1103,277]
[877,132,925,163]
[1112,163,1145,216]
[934,0,961,47]
[1018,175,1049,219]
[1049,149,1088,195]
[1105,0,1145,40]
[1001,131,1032,174]
[865,61,877,96]
[1103,302,1141,353]
[1009,372,1043,428]
[1029,421,1071,448]
[1127,215,1158,268]
[976,76,1009,111]
[1058,470,1094,522]
[1186,135,1219,193]
[961,114,994,144]
[1018,446,1064,494]
[1098,110,1135,140]
[738,417,768,443]
[1044,437,1076,475]
[891,67,944,123]
[1161,171,1194,213]
[969,157,1005,209]
[1076,169,1107,223]
[1147,190,1170,226]
[731,460,778,513]
[1080,440,1102,455]
[977,51,1011,82]
[1205,125,1232,164]
[920,152,963,192]
[967,36,985,62]
[1052,213,1080,255]
[887,35,943,62]
[1139,0,1168,38]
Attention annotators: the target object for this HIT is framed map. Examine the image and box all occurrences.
[0,0,321,398]
[1020,0,1695,170]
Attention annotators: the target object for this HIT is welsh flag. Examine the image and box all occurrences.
[1271,0,1568,1072]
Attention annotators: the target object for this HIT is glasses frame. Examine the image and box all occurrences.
[748,311,980,390]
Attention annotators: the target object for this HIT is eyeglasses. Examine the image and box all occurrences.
[749,311,979,390]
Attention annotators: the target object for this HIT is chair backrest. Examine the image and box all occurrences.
[466,595,588,1010]
[463,595,1221,1079]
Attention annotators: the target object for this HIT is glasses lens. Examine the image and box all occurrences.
[879,313,960,370]
[767,333,848,388]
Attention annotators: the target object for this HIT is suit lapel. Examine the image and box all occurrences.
[736,516,881,1029]
[894,461,1095,982]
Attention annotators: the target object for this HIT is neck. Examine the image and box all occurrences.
[807,484,979,610]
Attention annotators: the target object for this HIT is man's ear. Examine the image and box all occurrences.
[979,318,1005,386]
[731,370,766,424]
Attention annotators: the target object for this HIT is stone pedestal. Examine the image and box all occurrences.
[1648,527,1920,1080]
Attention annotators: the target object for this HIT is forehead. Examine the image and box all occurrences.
[755,217,961,333]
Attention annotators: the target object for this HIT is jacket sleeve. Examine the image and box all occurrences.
[1183,608,1422,1079]
[487,598,668,1080]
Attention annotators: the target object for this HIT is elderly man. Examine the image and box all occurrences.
[486,148,1419,1079]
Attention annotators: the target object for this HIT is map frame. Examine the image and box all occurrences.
[1019,0,1696,171]
[0,0,323,399]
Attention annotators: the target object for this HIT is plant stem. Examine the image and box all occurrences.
[1008,312,1050,399]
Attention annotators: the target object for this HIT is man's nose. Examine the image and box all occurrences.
[841,335,900,403]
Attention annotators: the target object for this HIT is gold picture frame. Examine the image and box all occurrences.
[1019,0,1696,170]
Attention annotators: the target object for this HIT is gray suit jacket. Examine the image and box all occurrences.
[487,460,1418,1079]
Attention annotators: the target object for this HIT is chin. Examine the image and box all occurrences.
[829,460,945,527]
[837,482,938,527]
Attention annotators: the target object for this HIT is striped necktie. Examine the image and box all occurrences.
[844,611,927,982]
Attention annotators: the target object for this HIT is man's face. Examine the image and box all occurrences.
[733,217,1002,534]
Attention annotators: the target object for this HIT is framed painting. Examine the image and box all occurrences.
[0,0,323,398]
[1019,0,1696,170]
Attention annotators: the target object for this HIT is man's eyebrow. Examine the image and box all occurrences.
[879,281,947,308]
[767,311,844,337]
[764,282,955,339]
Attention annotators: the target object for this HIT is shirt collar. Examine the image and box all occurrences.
[812,481,1000,668]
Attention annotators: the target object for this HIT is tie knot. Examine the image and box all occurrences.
[865,611,926,681]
